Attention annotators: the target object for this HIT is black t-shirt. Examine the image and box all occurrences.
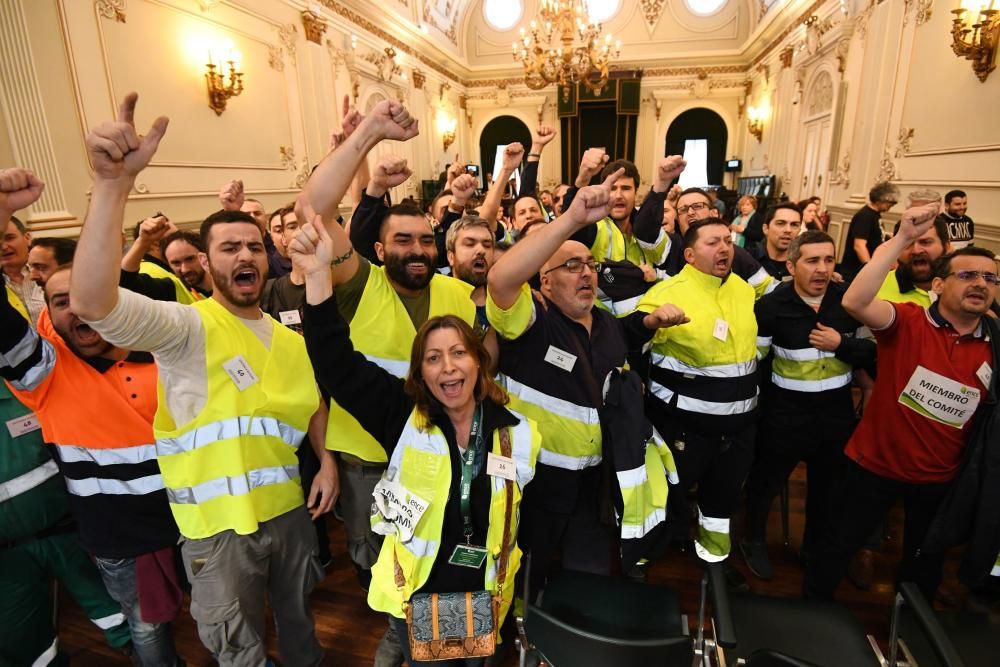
[841,206,884,273]
[261,275,306,335]
[938,213,975,248]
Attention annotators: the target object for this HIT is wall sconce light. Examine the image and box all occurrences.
[747,105,766,142]
[205,48,244,116]
[437,112,457,152]
[951,1,999,82]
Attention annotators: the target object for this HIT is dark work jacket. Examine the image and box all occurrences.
[922,315,1000,587]
[600,368,672,570]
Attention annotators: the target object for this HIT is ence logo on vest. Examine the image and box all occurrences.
[373,477,429,543]
[898,365,981,429]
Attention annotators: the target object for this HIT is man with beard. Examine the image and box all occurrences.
[70,93,343,666]
[938,189,974,249]
[123,213,201,306]
[162,230,212,298]
[806,204,997,603]
[749,203,803,281]
[0,167,179,665]
[877,210,950,308]
[636,218,759,576]
[741,231,873,580]
[487,168,682,599]
[445,213,494,330]
[28,236,76,287]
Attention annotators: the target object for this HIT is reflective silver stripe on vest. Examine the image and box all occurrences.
[621,508,666,539]
[747,266,771,287]
[597,292,642,316]
[8,337,56,393]
[648,380,758,415]
[365,355,410,379]
[756,336,772,348]
[651,353,756,379]
[0,459,59,502]
[537,448,601,470]
[166,464,299,505]
[617,463,647,490]
[772,372,853,393]
[637,229,671,266]
[157,416,305,457]
[56,443,157,466]
[772,345,836,362]
[31,635,58,667]
[91,611,126,630]
[4,325,39,368]
[502,377,599,425]
[398,534,437,560]
[64,473,164,497]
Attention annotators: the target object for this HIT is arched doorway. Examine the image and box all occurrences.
[795,69,835,201]
[664,108,728,186]
[479,115,531,185]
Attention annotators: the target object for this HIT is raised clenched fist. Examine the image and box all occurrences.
[0,168,44,215]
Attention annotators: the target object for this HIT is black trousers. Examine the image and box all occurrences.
[518,467,613,602]
[663,425,756,560]
[804,458,951,601]
[743,410,855,553]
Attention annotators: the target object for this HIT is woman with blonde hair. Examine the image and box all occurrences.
[292,217,540,666]
[730,195,762,247]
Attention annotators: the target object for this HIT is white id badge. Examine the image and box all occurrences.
[6,413,41,438]
[486,452,516,481]
[544,345,577,372]
[279,310,302,326]
[222,355,259,391]
[713,318,729,342]
[977,362,992,389]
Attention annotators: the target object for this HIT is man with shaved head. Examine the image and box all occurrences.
[487,168,689,597]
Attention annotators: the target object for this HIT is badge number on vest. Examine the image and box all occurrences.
[373,478,428,543]
[713,318,729,342]
[898,365,981,429]
[279,310,302,326]
[6,413,41,438]
[487,452,516,481]
[222,355,259,391]
[544,345,577,372]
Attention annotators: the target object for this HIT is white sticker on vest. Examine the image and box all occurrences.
[713,318,729,342]
[6,413,41,438]
[898,365,981,429]
[487,452,516,481]
[544,345,577,372]
[222,355,259,392]
[373,478,429,543]
[977,362,992,390]
[279,310,302,326]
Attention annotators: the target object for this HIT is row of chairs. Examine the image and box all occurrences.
[514,561,1000,666]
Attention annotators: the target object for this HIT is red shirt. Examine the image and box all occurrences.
[845,302,992,483]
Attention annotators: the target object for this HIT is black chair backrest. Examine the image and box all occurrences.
[525,604,693,667]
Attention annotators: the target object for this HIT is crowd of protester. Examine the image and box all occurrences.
[0,91,996,667]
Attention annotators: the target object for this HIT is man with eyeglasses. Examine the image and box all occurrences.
[487,169,685,599]
[805,203,998,602]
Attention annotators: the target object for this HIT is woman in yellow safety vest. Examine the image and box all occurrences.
[297,218,540,665]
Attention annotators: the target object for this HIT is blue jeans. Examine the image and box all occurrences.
[93,556,178,667]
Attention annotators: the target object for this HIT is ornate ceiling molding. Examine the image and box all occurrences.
[641,0,666,33]
[317,0,463,84]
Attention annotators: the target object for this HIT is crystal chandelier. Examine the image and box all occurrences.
[512,1,621,102]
